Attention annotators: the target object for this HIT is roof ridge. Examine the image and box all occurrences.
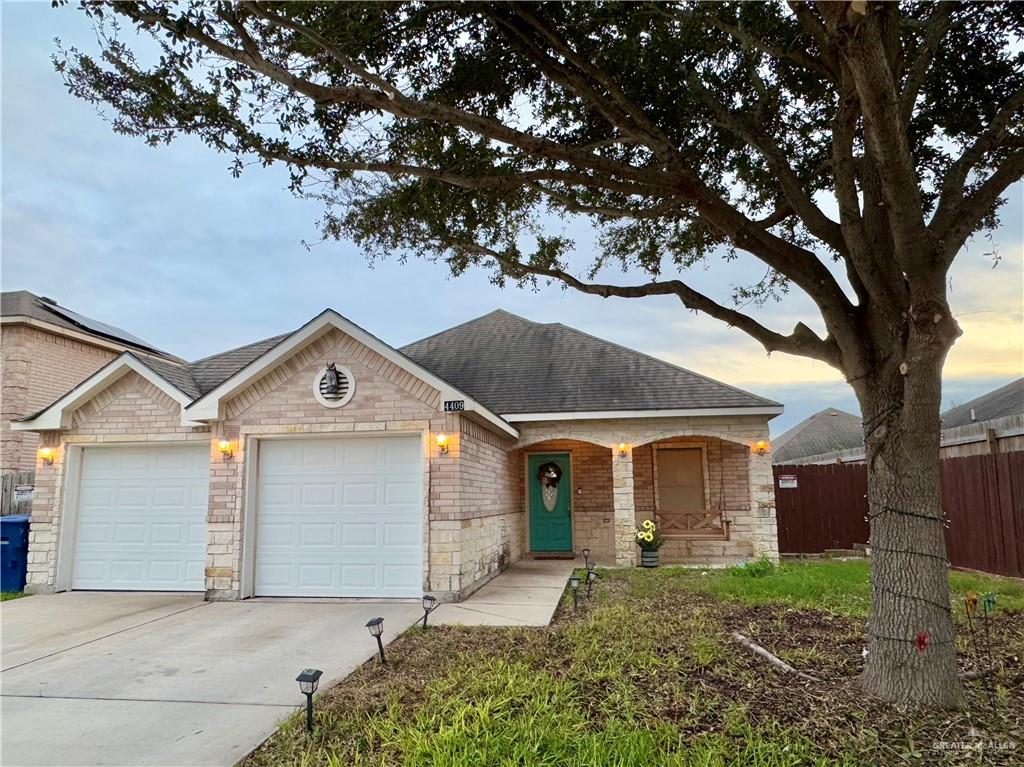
[547,320,782,408]
[400,309,534,350]
[773,407,862,452]
[189,331,293,364]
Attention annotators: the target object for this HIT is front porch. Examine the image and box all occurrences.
[513,416,778,567]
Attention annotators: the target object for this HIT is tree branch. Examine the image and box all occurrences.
[459,241,841,366]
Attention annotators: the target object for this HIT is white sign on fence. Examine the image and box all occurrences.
[13,484,34,504]
[778,475,798,489]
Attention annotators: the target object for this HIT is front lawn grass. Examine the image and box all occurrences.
[0,591,28,602]
[244,561,1024,767]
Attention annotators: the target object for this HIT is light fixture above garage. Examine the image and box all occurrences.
[436,434,449,454]
[218,439,234,460]
[38,446,55,465]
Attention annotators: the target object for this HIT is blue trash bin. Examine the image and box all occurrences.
[1,515,31,593]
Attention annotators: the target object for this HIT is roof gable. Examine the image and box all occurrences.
[400,310,781,417]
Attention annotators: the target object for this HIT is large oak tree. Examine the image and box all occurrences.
[56,1,1023,707]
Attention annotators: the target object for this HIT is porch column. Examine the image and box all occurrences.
[612,445,637,567]
[748,443,779,561]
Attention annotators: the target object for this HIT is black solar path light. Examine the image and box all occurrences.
[586,569,598,599]
[366,617,386,664]
[582,548,591,570]
[569,575,581,609]
[295,668,322,734]
[421,595,440,628]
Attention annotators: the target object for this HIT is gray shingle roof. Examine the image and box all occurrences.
[772,408,863,464]
[189,333,292,395]
[941,378,1024,429]
[400,310,779,415]
[1,290,172,357]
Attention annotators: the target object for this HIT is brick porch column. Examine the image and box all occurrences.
[612,445,637,567]
[748,447,779,561]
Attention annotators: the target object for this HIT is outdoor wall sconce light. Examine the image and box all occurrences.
[753,440,768,456]
[38,447,55,466]
[618,442,628,458]
[421,595,440,628]
[582,548,591,570]
[568,575,581,609]
[218,439,234,460]
[366,617,386,664]
[295,668,322,734]
[436,434,449,454]
[586,569,598,599]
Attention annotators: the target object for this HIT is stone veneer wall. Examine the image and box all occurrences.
[1,324,119,474]
[25,372,211,592]
[429,417,523,599]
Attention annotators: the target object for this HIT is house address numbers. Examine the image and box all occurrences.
[443,400,465,412]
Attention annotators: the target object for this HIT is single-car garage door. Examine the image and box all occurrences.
[255,436,423,597]
[72,444,209,591]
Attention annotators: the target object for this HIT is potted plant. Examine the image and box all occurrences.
[635,520,664,567]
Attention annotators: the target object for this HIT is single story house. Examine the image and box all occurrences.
[772,408,863,465]
[14,309,782,601]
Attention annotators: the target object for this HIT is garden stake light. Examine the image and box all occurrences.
[569,575,580,609]
[582,548,591,569]
[365,617,386,665]
[586,569,597,598]
[421,595,440,628]
[295,668,322,734]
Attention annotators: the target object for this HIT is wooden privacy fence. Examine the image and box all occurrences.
[774,452,1024,578]
[1,471,35,516]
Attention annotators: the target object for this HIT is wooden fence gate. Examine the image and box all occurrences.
[774,452,1024,578]
[1,471,35,516]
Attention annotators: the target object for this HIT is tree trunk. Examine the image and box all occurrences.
[857,349,963,708]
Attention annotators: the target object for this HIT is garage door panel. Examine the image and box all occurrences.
[255,436,423,597]
[72,445,209,592]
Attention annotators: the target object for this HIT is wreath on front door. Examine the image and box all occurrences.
[537,462,563,512]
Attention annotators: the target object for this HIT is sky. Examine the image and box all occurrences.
[2,2,1022,436]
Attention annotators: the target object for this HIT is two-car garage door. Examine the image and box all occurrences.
[69,436,423,597]
[254,436,423,598]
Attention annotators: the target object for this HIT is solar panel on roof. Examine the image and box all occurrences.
[41,301,159,351]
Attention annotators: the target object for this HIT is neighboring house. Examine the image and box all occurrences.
[771,408,863,465]
[938,377,1024,457]
[774,378,1024,465]
[13,308,782,601]
[0,290,176,476]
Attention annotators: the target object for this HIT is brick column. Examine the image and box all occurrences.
[612,445,637,567]
[748,448,779,561]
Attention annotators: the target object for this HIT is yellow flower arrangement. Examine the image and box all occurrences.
[634,521,663,552]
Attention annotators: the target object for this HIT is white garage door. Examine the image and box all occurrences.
[73,444,209,591]
[255,436,423,597]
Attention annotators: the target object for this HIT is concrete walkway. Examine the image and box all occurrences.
[431,558,579,627]
[1,592,419,766]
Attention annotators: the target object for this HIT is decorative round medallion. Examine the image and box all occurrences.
[313,362,355,408]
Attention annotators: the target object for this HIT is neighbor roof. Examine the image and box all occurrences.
[941,378,1024,429]
[400,310,780,416]
[772,407,863,464]
[1,290,171,357]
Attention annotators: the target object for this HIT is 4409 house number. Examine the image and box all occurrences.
[443,400,465,412]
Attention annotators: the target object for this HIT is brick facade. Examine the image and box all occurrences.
[22,324,778,600]
[1,324,120,474]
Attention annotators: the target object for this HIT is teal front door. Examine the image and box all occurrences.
[528,453,573,551]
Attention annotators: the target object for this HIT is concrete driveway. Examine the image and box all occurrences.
[1,592,419,767]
